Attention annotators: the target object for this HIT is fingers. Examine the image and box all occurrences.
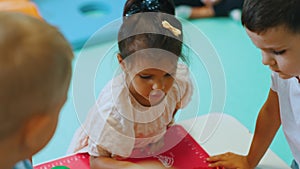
[206,152,245,169]
[208,160,235,169]
[207,152,233,162]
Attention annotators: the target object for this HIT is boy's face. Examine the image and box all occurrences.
[246,26,300,79]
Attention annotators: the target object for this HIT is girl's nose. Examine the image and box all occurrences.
[262,52,276,66]
[152,80,164,90]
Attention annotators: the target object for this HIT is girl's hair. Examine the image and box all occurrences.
[118,0,186,62]
[123,0,175,16]
[242,0,300,34]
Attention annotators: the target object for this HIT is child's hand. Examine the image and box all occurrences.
[207,152,252,169]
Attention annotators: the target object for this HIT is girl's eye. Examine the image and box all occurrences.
[272,50,286,55]
[139,75,152,79]
[165,72,176,77]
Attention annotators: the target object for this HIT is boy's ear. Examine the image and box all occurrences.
[117,54,127,71]
[20,113,56,156]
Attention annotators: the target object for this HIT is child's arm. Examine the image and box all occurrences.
[90,156,175,169]
[90,156,138,169]
[207,89,281,169]
[89,146,135,169]
[90,147,173,169]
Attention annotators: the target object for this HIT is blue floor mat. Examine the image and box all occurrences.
[33,0,126,49]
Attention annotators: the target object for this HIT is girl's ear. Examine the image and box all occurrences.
[117,54,127,71]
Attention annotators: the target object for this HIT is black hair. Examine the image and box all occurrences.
[123,0,175,16]
[242,0,300,34]
[118,0,186,63]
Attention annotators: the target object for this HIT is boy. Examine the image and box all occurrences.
[0,12,73,169]
[207,0,300,168]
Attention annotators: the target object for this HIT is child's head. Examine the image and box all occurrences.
[242,0,300,34]
[117,0,185,106]
[0,12,73,164]
[242,0,300,79]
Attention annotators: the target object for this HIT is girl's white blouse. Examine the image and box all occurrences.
[68,64,193,157]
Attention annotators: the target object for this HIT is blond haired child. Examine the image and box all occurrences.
[0,12,73,169]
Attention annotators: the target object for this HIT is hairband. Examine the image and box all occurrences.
[125,0,161,16]
[162,20,181,37]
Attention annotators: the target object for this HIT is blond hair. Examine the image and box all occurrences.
[0,12,73,139]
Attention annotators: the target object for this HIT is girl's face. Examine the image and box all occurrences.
[246,26,300,79]
[119,52,178,106]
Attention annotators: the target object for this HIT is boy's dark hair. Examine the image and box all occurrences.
[118,0,185,62]
[242,0,300,34]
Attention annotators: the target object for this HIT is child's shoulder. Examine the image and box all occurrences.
[99,74,125,96]
[96,74,129,108]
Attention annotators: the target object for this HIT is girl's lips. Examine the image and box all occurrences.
[149,89,165,105]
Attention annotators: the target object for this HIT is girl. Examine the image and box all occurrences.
[68,0,193,168]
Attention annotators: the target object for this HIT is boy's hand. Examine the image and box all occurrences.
[207,152,252,169]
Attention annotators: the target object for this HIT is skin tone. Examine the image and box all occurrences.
[128,67,175,106]
[89,54,179,169]
[190,6,215,19]
[118,54,178,107]
[0,11,73,169]
[207,26,300,168]
[247,26,300,79]
[0,96,67,169]
[90,156,177,169]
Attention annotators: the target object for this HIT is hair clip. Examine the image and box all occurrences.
[162,20,181,37]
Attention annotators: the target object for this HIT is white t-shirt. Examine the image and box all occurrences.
[68,64,193,157]
[271,72,300,164]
